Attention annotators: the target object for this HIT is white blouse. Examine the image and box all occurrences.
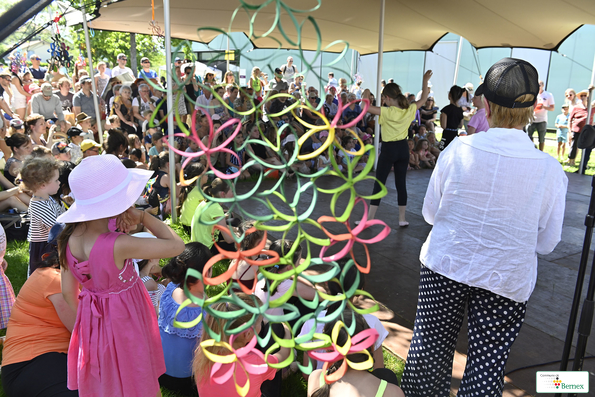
[420,128,568,302]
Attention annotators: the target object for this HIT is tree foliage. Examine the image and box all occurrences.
[71,29,165,70]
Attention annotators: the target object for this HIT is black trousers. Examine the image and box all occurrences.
[371,140,409,207]
[2,352,78,397]
[401,266,527,397]
[569,131,580,159]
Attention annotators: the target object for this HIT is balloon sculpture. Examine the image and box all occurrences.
[143,1,391,395]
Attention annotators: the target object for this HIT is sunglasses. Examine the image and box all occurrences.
[33,57,41,61]
[142,61,150,64]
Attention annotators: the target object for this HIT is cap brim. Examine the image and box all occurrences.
[475,83,485,97]
[56,168,153,224]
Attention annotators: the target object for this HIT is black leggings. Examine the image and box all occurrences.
[371,140,409,207]
[1,352,78,397]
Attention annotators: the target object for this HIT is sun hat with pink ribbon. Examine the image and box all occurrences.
[57,154,153,223]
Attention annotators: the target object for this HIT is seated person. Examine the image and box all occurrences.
[419,96,438,132]
[179,163,207,233]
[30,83,67,132]
[1,224,77,397]
[158,242,212,397]
[307,310,403,397]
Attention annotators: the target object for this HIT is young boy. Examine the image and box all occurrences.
[555,104,569,159]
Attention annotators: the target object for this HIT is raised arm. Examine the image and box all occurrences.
[414,70,433,110]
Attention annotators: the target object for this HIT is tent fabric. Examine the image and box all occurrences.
[88,0,595,54]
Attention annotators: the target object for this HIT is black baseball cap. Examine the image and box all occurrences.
[67,127,85,138]
[475,58,538,109]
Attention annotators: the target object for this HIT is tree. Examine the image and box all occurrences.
[71,29,165,72]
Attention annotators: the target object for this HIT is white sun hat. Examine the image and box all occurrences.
[57,154,153,223]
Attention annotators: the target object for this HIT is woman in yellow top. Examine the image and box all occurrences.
[248,67,264,98]
[363,70,432,227]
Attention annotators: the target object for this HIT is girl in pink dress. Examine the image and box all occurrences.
[56,155,185,397]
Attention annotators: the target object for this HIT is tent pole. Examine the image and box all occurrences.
[453,36,463,85]
[81,4,103,144]
[373,0,385,171]
[579,54,595,175]
[164,0,177,223]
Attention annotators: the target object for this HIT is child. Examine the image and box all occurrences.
[20,157,65,275]
[408,139,420,170]
[142,109,160,136]
[190,178,236,254]
[415,138,436,169]
[467,93,489,135]
[317,138,332,172]
[426,132,441,159]
[51,142,72,162]
[159,242,212,396]
[556,105,569,159]
[298,260,389,375]
[179,163,207,233]
[360,70,432,227]
[67,127,85,163]
[248,67,264,99]
[413,124,427,144]
[225,133,251,180]
[307,310,403,397]
[439,85,464,150]
[149,131,165,158]
[193,293,291,397]
[57,154,185,396]
[338,136,364,173]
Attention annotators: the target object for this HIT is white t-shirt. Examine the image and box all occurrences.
[195,94,211,114]
[533,90,555,123]
[297,309,388,369]
[111,66,134,78]
[132,96,159,113]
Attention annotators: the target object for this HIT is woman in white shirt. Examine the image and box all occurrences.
[401,58,568,397]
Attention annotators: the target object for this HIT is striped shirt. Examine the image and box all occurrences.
[27,197,65,243]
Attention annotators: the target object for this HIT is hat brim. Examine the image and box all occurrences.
[57,168,153,224]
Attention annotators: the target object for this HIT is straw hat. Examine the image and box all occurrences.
[57,155,153,223]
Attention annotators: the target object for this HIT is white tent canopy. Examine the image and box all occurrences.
[89,0,595,55]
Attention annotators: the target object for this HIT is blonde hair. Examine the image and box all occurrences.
[486,94,535,128]
[251,67,260,79]
[193,293,262,382]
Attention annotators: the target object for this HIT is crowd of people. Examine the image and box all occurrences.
[0,49,575,397]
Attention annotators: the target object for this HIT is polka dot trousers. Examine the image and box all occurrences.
[401,266,527,397]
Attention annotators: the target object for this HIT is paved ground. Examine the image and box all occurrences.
[236,162,595,397]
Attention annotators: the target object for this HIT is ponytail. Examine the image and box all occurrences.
[202,178,230,198]
[5,132,29,149]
